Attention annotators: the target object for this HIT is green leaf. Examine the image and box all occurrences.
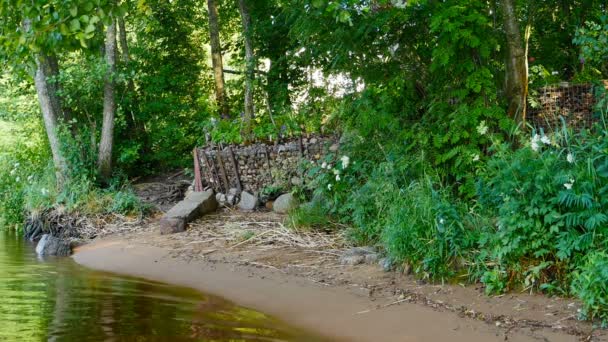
[84,24,95,34]
[69,19,81,32]
[69,6,78,17]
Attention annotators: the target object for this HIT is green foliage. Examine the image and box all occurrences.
[571,252,608,325]
[287,200,331,231]
[478,125,608,294]
[574,15,608,69]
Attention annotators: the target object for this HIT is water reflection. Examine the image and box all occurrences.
[0,231,317,341]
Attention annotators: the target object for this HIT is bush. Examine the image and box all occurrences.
[479,125,608,294]
[571,252,608,325]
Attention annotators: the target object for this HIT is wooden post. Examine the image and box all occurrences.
[201,149,221,192]
[228,146,243,192]
[193,148,204,192]
[215,144,230,193]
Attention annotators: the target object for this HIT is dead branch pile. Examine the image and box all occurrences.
[173,209,345,251]
[23,207,150,242]
[133,180,191,210]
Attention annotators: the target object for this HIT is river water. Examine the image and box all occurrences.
[0,231,318,341]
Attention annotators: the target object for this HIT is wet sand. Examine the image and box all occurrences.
[74,238,581,342]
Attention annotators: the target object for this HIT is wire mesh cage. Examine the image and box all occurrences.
[528,82,604,131]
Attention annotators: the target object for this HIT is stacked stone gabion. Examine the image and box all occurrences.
[195,135,339,196]
[528,82,604,131]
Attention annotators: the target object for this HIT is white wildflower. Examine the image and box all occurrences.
[41,188,48,196]
[476,120,489,136]
[439,218,445,225]
[340,155,350,169]
[27,175,34,182]
[564,178,575,190]
[551,71,559,75]
[321,162,327,169]
[327,184,332,190]
[15,177,20,182]
[333,169,340,175]
[336,174,341,181]
[328,164,333,169]
[472,154,480,162]
[567,153,575,164]
[531,134,541,152]
[541,135,551,145]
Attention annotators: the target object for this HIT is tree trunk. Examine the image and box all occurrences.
[98,19,117,182]
[118,17,129,63]
[207,0,230,118]
[34,54,68,187]
[501,0,528,123]
[238,0,255,140]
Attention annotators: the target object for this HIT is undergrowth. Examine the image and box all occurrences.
[289,119,608,325]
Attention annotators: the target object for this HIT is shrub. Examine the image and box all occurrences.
[571,252,608,326]
[478,126,608,294]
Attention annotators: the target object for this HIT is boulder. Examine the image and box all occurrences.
[238,191,258,211]
[160,190,218,235]
[36,234,71,257]
[273,193,298,214]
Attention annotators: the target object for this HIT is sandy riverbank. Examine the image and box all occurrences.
[71,209,604,341]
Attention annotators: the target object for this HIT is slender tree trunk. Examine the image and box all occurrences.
[118,17,129,63]
[98,19,117,182]
[501,0,528,123]
[207,0,230,118]
[238,0,255,140]
[34,55,68,187]
[117,17,141,136]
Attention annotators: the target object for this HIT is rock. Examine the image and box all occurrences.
[340,254,365,266]
[340,247,378,266]
[215,193,227,206]
[329,143,339,152]
[379,258,393,272]
[185,184,194,198]
[238,191,258,210]
[273,193,298,214]
[365,253,379,264]
[265,201,274,210]
[160,190,218,235]
[36,234,71,257]
[290,177,302,186]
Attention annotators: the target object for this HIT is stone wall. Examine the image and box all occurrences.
[528,82,604,130]
[194,135,339,196]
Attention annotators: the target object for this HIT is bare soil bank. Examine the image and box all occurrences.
[74,210,606,342]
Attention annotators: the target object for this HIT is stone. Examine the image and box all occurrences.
[379,258,393,272]
[185,184,194,198]
[160,190,218,235]
[215,193,227,206]
[340,247,378,266]
[265,201,274,210]
[36,234,71,257]
[340,254,365,266]
[238,191,258,210]
[273,193,298,214]
[329,143,339,152]
[290,177,302,186]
